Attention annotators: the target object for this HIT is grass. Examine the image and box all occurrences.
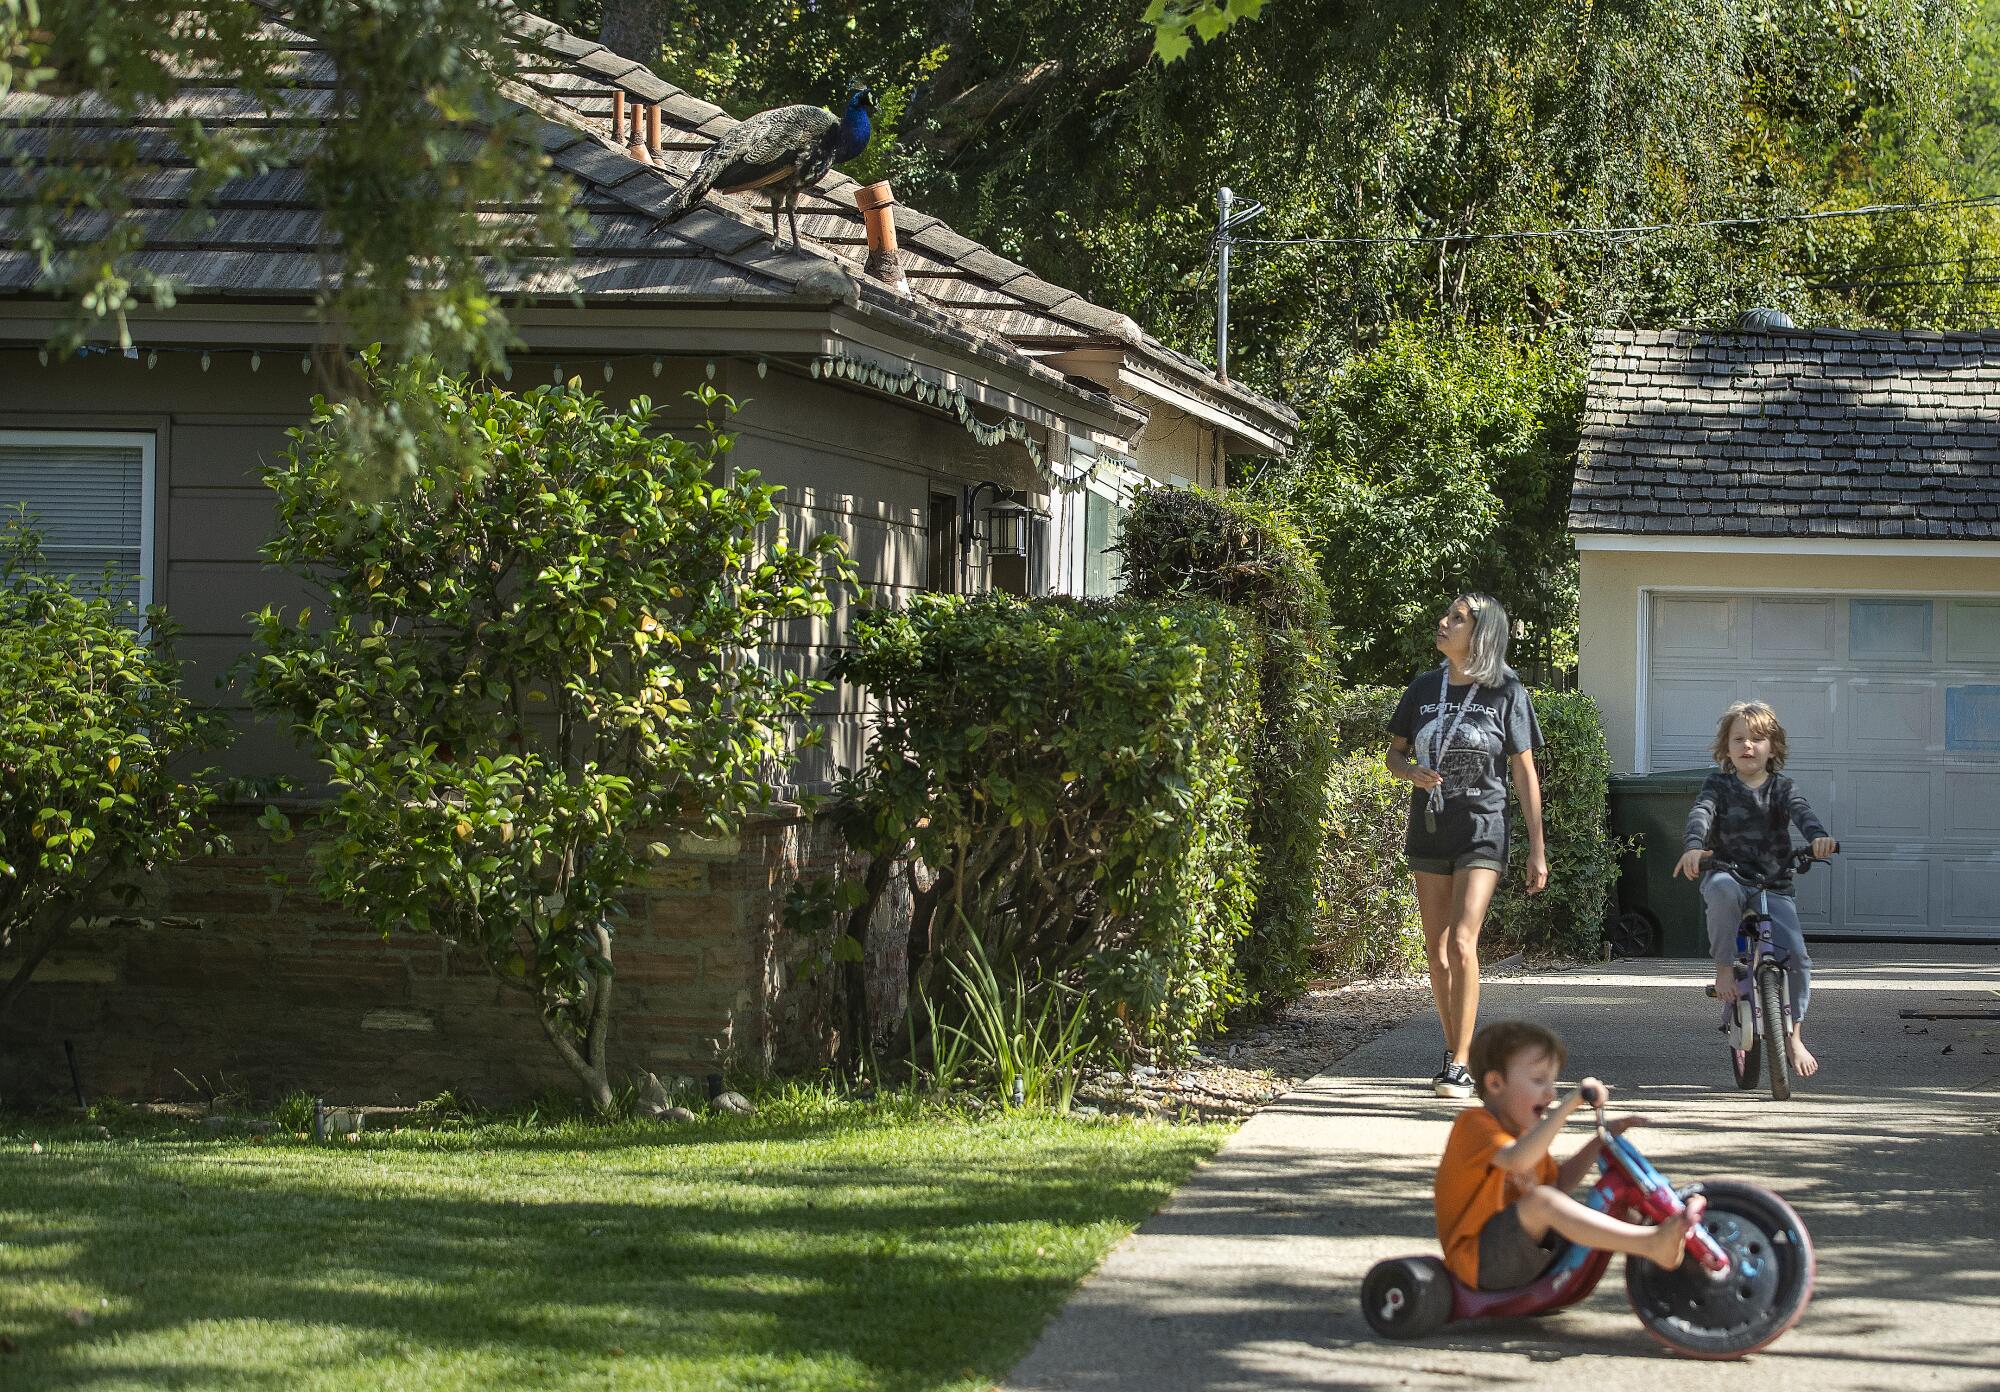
[0,1090,1231,1391]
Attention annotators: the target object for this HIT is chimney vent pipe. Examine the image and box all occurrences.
[855,181,910,295]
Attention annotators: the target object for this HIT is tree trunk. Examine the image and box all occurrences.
[0,898,74,1023]
[536,921,617,1113]
[598,0,671,67]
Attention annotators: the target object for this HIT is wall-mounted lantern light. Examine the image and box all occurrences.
[961,481,1034,562]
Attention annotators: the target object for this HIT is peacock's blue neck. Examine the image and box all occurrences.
[834,100,872,161]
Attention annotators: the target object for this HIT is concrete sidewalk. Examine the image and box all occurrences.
[1007,945,2000,1391]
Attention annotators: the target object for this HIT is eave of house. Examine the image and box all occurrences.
[1573,533,2000,557]
[0,293,1146,443]
[1035,344,1292,457]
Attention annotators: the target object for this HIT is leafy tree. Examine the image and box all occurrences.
[0,522,223,1022]
[248,359,850,1109]
[4,2,582,493]
[564,0,1996,664]
[1254,325,1582,685]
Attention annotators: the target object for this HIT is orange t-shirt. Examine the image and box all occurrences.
[1433,1106,1559,1286]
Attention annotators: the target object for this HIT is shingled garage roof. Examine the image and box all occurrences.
[1570,327,2000,542]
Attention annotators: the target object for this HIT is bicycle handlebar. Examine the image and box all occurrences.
[1698,841,1839,891]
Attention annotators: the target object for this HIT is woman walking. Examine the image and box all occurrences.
[1386,594,1548,1097]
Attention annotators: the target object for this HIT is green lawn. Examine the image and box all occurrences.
[0,1094,1229,1391]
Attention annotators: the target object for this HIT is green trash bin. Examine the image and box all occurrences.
[1605,769,1712,958]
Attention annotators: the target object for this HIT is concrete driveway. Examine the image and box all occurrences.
[1007,945,2000,1391]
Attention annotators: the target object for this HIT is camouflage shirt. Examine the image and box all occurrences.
[1682,769,1829,892]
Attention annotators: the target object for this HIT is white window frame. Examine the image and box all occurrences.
[0,428,158,614]
[1056,436,1144,598]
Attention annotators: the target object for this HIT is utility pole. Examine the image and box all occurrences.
[1214,185,1263,383]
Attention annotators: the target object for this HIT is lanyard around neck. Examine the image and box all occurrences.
[1425,664,1479,811]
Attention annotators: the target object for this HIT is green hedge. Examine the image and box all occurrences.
[1320,683,1619,962]
[1316,752,1426,978]
[1117,486,1336,1011]
[828,593,1260,1059]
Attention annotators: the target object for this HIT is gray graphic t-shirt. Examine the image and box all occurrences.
[1388,670,1542,855]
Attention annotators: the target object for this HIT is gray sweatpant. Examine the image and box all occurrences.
[1700,871,1812,1022]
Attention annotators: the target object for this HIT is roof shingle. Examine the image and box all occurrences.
[1571,327,2000,542]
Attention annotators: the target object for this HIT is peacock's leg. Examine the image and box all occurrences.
[768,193,783,243]
[787,189,803,248]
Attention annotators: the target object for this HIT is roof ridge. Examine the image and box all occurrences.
[484,2,1303,426]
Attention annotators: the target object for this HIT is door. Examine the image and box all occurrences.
[1646,593,2000,941]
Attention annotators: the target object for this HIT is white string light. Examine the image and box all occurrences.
[249,350,261,372]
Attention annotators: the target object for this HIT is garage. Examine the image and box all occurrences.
[1571,322,2000,946]
[1645,592,2000,940]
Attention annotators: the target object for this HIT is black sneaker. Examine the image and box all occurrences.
[1432,1059,1474,1099]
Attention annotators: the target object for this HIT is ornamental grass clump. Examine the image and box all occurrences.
[821,593,1259,1068]
[248,357,851,1110]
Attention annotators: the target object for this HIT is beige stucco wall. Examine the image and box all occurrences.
[1112,382,1224,490]
[1579,545,2000,772]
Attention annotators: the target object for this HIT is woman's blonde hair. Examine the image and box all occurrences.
[1712,700,1788,771]
[1454,592,1513,687]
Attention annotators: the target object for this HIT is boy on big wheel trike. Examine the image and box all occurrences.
[1673,700,1836,1079]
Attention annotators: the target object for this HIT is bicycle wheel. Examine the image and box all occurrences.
[1625,1180,1815,1359]
[1730,1002,1761,1091]
[1757,964,1791,1101]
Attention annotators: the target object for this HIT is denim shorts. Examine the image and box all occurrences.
[1408,849,1507,877]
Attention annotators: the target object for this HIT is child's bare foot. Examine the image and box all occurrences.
[1788,1031,1818,1077]
[1642,1195,1705,1269]
[1713,965,1738,1005]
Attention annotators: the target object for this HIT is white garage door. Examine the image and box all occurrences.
[1647,593,2000,941]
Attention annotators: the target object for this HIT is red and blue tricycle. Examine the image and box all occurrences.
[1361,1087,1813,1358]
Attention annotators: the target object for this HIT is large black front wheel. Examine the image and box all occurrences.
[1625,1180,1815,1359]
[1757,964,1791,1101]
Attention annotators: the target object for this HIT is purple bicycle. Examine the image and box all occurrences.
[1703,843,1836,1100]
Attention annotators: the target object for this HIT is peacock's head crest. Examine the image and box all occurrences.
[846,84,875,114]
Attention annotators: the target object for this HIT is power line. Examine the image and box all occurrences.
[1224,192,2000,250]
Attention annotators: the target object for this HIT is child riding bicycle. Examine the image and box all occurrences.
[1672,701,1836,1078]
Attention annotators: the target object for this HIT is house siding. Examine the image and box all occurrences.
[0,349,1051,1102]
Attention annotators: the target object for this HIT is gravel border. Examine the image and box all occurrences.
[1074,957,1542,1121]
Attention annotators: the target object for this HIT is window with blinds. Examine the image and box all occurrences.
[0,431,154,619]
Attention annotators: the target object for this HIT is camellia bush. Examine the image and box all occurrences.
[248,358,849,1110]
[0,522,223,1021]
[1117,484,1336,1012]
[821,594,1259,1066]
